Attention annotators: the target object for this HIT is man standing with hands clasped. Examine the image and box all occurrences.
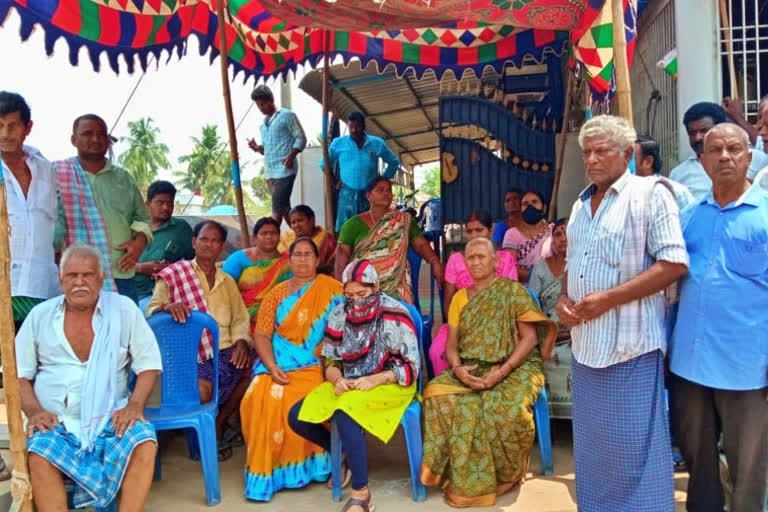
[668,123,768,512]
[249,85,307,228]
[556,115,689,512]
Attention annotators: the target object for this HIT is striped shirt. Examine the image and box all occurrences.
[566,171,688,368]
[260,109,307,179]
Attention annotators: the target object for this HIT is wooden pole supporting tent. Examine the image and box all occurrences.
[612,0,634,124]
[321,29,336,234]
[0,182,33,511]
[216,0,251,248]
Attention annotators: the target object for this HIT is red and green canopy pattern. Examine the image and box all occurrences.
[0,0,631,97]
[570,0,637,100]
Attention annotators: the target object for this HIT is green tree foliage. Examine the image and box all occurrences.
[119,117,170,193]
[421,165,441,198]
[177,124,262,214]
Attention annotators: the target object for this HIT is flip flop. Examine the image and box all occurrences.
[218,445,233,462]
[327,459,352,489]
[221,426,244,448]
[340,494,375,512]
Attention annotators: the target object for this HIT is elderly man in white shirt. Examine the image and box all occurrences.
[0,92,59,332]
[557,116,689,512]
[16,244,162,512]
[670,101,768,200]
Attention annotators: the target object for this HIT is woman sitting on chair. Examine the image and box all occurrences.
[289,259,420,512]
[429,209,518,375]
[278,205,337,274]
[420,238,556,507]
[240,237,344,502]
[335,177,443,303]
[222,217,292,331]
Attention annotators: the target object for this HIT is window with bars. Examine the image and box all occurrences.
[720,0,768,123]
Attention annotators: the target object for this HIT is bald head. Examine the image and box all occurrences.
[464,238,497,282]
[700,122,752,190]
[704,123,750,150]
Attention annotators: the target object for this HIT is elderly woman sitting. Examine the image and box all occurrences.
[288,259,420,512]
[420,238,556,507]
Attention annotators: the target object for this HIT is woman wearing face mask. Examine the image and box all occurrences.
[428,210,518,375]
[288,259,420,512]
[501,190,553,282]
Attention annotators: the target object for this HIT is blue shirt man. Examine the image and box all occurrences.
[669,124,768,512]
[323,112,399,231]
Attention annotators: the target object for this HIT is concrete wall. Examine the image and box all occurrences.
[554,132,587,220]
[292,146,327,228]
[675,0,721,160]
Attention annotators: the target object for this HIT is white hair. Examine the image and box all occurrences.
[578,115,637,152]
[703,123,751,149]
[59,244,104,276]
[464,237,496,256]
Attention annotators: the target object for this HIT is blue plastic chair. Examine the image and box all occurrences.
[145,311,222,506]
[525,286,554,476]
[408,248,435,378]
[330,301,428,502]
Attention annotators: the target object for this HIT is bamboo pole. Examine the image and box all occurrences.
[611,0,634,124]
[549,66,575,221]
[0,186,33,512]
[215,0,251,248]
[321,29,336,234]
[719,0,738,100]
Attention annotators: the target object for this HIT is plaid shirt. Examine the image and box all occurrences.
[566,172,688,368]
[260,109,307,179]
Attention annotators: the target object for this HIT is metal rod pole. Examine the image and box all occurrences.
[719,0,739,100]
[612,0,634,123]
[215,0,250,247]
[321,29,336,233]
[0,184,33,512]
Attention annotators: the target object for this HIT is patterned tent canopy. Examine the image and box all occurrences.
[0,0,634,97]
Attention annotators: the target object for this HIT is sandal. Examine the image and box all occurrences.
[221,427,244,449]
[0,457,11,482]
[327,459,352,489]
[217,445,233,462]
[341,494,375,512]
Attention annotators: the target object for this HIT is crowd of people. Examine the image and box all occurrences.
[0,84,767,512]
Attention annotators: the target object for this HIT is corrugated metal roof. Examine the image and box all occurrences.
[299,60,503,168]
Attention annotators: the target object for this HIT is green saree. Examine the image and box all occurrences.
[420,278,556,507]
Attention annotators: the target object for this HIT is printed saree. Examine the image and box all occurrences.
[240,275,343,501]
[238,254,292,328]
[420,278,556,507]
[352,210,413,303]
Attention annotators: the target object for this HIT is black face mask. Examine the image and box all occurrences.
[522,205,545,225]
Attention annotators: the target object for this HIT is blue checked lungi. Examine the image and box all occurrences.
[572,349,674,512]
[335,186,369,232]
[198,345,252,405]
[27,420,157,509]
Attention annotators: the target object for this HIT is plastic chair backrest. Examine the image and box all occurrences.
[399,301,425,394]
[147,311,220,408]
[525,286,542,308]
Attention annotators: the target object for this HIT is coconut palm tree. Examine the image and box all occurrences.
[119,117,170,193]
[177,124,262,214]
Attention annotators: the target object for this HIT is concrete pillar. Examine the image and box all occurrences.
[675,0,722,160]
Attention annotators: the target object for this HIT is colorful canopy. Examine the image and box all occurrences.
[0,0,634,97]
